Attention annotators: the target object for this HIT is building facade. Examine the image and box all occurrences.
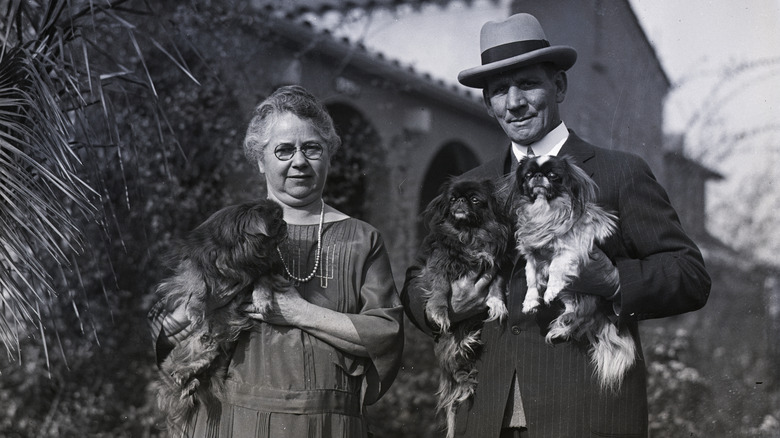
[195,0,707,285]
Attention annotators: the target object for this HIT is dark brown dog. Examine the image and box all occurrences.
[153,199,288,431]
[417,178,511,438]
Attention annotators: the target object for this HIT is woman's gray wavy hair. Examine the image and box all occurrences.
[243,85,341,164]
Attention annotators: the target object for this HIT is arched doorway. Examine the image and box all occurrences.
[417,141,481,241]
[324,102,383,220]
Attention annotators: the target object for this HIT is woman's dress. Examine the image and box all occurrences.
[151,218,403,438]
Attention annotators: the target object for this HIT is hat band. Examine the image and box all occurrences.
[481,39,550,65]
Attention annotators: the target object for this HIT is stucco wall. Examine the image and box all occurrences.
[191,2,671,286]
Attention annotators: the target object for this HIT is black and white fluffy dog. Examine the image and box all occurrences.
[510,155,636,391]
[153,199,288,430]
[417,178,512,438]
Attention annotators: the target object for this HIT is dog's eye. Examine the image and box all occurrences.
[449,196,456,203]
[547,172,559,180]
[470,196,481,205]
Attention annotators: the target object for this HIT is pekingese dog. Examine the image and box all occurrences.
[510,155,636,391]
[152,199,288,431]
[417,177,511,438]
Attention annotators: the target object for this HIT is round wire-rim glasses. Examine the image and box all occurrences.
[274,143,324,161]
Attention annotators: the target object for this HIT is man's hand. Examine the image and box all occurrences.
[566,248,620,299]
[448,274,492,322]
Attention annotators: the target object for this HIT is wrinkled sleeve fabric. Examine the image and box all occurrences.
[346,231,404,405]
[147,296,194,368]
[604,153,711,322]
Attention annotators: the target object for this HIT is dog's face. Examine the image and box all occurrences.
[516,155,596,207]
[518,155,565,201]
[439,179,497,228]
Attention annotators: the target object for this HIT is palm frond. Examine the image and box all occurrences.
[0,46,94,359]
[0,0,199,360]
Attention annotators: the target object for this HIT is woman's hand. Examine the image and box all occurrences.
[158,301,194,343]
[242,279,368,356]
[243,282,309,327]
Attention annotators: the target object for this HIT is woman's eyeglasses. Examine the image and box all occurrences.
[274,143,324,161]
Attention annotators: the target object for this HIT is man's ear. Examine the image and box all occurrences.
[257,158,266,174]
[555,70,568,103]
[483,88,496,117]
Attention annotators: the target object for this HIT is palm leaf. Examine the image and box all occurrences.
[0,0,198,361]
[0,47,91,359]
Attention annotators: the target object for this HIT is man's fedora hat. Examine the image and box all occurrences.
[458,13,577,88]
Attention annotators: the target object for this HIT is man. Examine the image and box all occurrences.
[401,13,711,438]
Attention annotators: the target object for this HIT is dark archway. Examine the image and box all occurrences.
[416,142,481,242]
[325,102,383,220]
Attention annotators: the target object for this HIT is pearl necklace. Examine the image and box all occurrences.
[276,199,325,283]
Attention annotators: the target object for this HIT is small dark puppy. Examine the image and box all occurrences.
[510,155,636,391]
[153,199,288,431]
[417,178,511,438]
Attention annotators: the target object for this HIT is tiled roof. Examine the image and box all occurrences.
[254,1,487,110]
[251,0,483,15]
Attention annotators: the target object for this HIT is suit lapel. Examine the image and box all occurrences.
[559,131,597,177]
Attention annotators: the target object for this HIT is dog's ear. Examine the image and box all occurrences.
[423,179,453,230]
[236,203,277,237]
[245,214,269,237]
[515,157,531,188]
[561,156,598,210]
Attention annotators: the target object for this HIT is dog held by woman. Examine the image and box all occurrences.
[416,177,512,438]
[151,199,289,431]
[510,155,636,391]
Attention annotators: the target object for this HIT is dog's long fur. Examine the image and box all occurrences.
[417,178,511,438]
[510,155,636,392]
[153,199,288,431]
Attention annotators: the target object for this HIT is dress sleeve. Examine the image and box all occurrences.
[147,296,195,367]
[609,154,711,321]
[345,231,404,405]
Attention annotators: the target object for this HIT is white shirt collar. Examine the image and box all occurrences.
[511,121,569,161]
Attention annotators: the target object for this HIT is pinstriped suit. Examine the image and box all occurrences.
[401,131,711,437]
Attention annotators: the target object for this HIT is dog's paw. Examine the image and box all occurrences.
[426,306,451,333]
[545,327,571,344]
[181,377,201,399]
[522,300,539,314]
[485,296,508,323]
[522,287,540,314]
[543,284,563,304]
[171,368,191,387]
[546,315,574,343]
[172,358,211,387]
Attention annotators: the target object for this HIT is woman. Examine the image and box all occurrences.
[150,85,404,437]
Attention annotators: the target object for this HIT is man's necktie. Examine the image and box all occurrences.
[527,147,535,157]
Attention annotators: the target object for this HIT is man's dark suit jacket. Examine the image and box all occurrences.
[402,131,711,438]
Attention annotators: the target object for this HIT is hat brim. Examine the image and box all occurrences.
[457,46,577,88]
